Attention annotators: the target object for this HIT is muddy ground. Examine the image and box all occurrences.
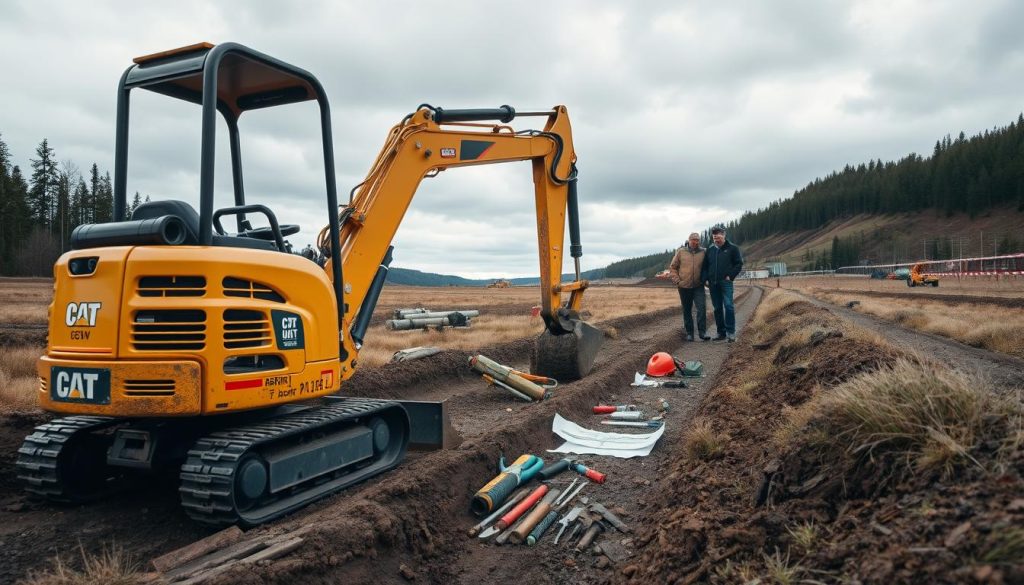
[0,288,755,583]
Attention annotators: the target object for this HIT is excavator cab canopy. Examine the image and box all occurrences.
[112,42,345,325]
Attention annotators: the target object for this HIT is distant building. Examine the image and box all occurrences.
[763,262,787,276]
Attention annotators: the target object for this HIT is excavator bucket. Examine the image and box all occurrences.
[531,318,604,381]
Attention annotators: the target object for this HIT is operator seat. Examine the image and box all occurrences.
[131,200,277,250]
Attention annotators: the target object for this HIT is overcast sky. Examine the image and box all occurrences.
[3,1,1024,278]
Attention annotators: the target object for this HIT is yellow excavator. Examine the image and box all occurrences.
[16,42,603,526]
[907,263,939,287]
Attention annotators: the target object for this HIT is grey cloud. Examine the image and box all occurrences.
[4,1,1024,277]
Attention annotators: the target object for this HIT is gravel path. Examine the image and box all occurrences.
[791,288,1024,390]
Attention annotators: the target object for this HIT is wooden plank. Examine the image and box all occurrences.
[240,537,304,563]
[152,526,244,572]
[166,539,267,582]
[176,537,303,585]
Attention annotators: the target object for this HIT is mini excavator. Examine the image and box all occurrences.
[16,42,603,526]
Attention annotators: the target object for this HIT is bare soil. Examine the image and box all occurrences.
[0,287,754,584]
[620,290,1024,584]
[8,281,1021,585]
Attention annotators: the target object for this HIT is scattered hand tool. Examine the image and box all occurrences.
[572,461,607,484]
[560,479,587,505]
[576,516,605,551]
[479,484,548,539]
[528,481,587,545]
[600,420,664,428]
[510,488,561,544]
[495,508,532,545]
[471,454,544,517]
[553,478,579,506]
[538,458,574,480]
[592,404,637,414]
[468,487,529,537]
[553,505,585,545]
[608,411,644,421]
[589,502,630,533]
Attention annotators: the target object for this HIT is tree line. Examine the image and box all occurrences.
[0,134,147,276]
[713,113,1024,246]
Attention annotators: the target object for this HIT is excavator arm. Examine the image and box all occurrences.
[323,105,603,381]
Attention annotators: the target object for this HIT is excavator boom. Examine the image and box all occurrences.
[331,104,603,380]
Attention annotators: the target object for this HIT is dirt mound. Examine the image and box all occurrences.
[622,294,1024,584]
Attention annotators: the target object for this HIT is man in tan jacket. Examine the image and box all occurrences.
[669,232,710,341]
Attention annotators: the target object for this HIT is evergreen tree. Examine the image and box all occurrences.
[87,163,100,224]
[5,166,33,275]
[28,139,59,232]
[130,191,142,216]
[72,178,88,227]
[96,171,113,222]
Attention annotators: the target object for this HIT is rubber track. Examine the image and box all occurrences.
[179,397,402,526]
[15,415,118,501]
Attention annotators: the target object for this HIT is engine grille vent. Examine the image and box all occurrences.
[137,276,206,297]
[223,309,272,349]
[124,379,176,396]
[131,310,206,351]
[223,277,285,303]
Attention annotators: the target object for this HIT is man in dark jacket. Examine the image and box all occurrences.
[702,226,744,342]
[668,232,710,341]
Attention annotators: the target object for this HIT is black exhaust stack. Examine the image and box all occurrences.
[71,215,187,250]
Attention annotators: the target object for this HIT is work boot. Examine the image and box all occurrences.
[686,334,694,342]
[713,333,727,341]
[699,332,710,341]
[727,333,736,343]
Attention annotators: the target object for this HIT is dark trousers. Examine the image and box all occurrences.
[677,286,707,336]
[708,280,735,335]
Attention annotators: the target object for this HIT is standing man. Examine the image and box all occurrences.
[669,232,709,341]
[703,226,744,342]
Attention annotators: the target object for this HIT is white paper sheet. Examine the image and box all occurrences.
[630,372,660,387]
[548,413,664,458]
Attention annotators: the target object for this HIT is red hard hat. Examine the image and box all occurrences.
[646,352,676,377]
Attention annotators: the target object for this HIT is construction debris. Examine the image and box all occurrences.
[549,414,665,458]
[390,346,442,362]
[630,372,688,388]
[386,309,479,331]
[469,354,556,401]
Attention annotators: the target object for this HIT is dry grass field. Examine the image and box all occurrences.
[783,275,1024,297]
[358,284,682,366]
[0,278,685,410]
[811,291,1024,359]
[0,278,51,324]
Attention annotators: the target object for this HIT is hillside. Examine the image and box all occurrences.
[742,206,1024,269]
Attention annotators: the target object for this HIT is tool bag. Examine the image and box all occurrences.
[679,360,704,377]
